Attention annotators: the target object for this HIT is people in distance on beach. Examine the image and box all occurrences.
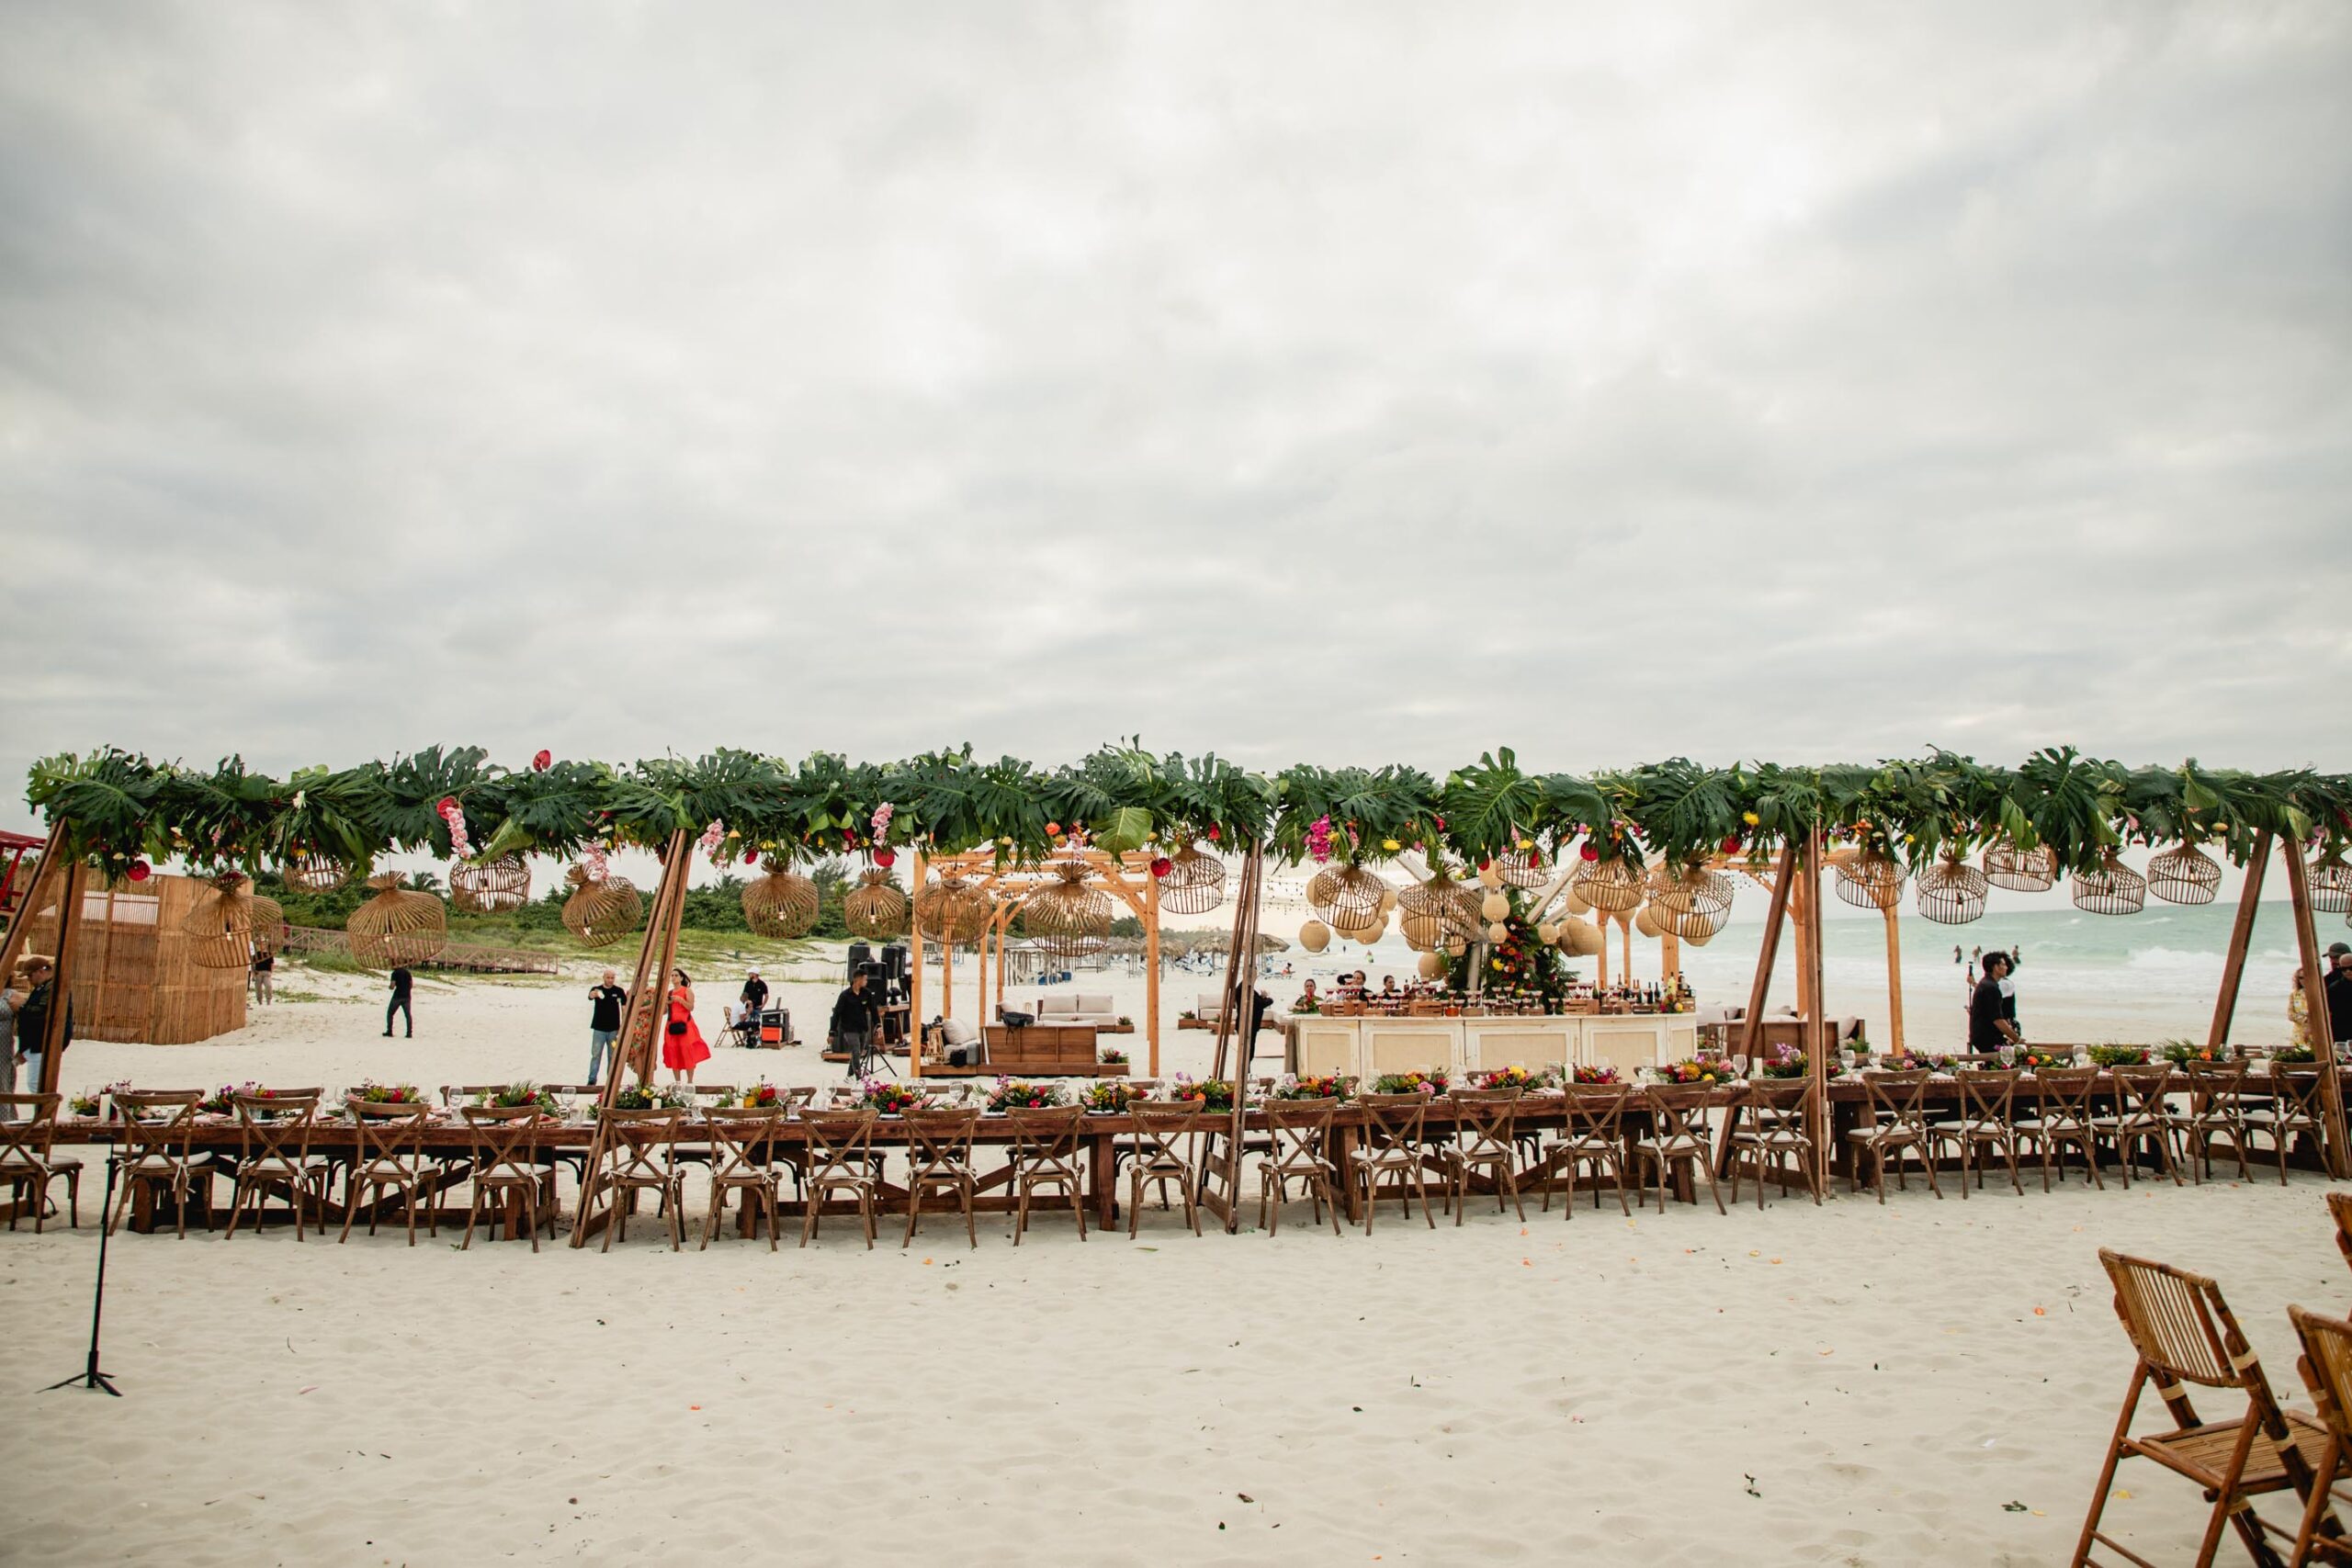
[740,968,769,1024]
[587,968,628,1086]
[17,955,72,1096]
[2326,943,2352,1050]
[1969,953,2022,1051]
[384,964,413,1037]
[1,963,28,1118]
[250,944,275,1004]
[831,964,879,1079]
[663,966,710,1084]
[1952,945,1962,964]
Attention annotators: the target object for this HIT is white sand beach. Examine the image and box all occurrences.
[4,956,2347,1566]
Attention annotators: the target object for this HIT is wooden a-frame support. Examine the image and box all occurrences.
[1203,840,1265,1234]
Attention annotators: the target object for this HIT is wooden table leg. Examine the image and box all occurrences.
[1090,1130,1117,1229]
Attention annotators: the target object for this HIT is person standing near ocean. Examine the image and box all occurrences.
[384,964,413,1037]
[1969,953,2020,1051]
[586,969,628,1086]
[2326,943,2352,1051]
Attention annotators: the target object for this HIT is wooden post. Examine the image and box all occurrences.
[2281,840,2348,1179]
[1881,903,1905,1055]
[1660,927,1679,982]
[2209,831,2271,1049]
[34,858,89,1095]
[1803,829,1831,1195]
[1738,844,1798,1061]
[1791,876,1815,1026]
[908,851,926,1079]
[1144,855,1162,1078]
[1207,840,1264,1233]
[0,822,69,985]
[572,829,693,1247]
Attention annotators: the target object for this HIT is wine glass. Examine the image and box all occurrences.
[1996,1043,2016,1069]
[1730,1054,1750,1080]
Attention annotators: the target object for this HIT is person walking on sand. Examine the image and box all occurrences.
[587,969,628,1087]
[384,964,413,1037]
[250,944,275,1005]
[1,964,28,1119]
[662,967,710,1085]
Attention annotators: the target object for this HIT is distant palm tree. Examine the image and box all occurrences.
[403,870,442,894]
[810,858,852,899]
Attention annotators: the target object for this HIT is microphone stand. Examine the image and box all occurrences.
[46,1155,122,1396]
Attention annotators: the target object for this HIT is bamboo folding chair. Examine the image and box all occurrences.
[0,1094,82,1232]
[584,1107,684,1252]
[798,1108,880,1249]
[2286,1303,2352,1564]
[2245,1066,2331,1186]
[337,1097,437,1245]
[1348,1092,1437,1233]
[222,1092,330,1241]
[1439,1088,1526,1225]
[1633,1085,1728,1215]
[1257,1097,1342,1236]
[1125,1100,1204,1238]
[1005,1104,1087,1244]
[698,1107,785,1251]
[1542,1082,1634,1218]
[1937,1067,2024,1197]
[1841,1070,1943,1204]
[458,1106,556,1251]
[2171,1061,2256,1185]
[108,1089,209,1236]
[900,1106,981,1250]
[2093,1066,2186,1189]
[1727,1079,1822,1208]
[2331,1192,2352,1280]
[2018,1067,2109,1192]
[2072,1249,2332,1567]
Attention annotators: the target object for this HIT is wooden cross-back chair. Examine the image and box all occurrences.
[0,1094,82,1232]
[2019,1067,2109,1192]
[900,1106,981,1250]
[2071,1249,2333,1567]
[586,1107,684,1252]
[2094,1065,2185,1189]
[1439,1088,1526,1225]
[1004,1104,1087,1244]
[797,1108,880,1249]
[107,1089,209,1236]
[1348,1092,1436,1233]
[1257,1096,1342,1236]
[698,1107,785,1251]
[1544,1082,1634,1218]
[223,1092,329,1241]
[2287,1303,2352,1564]
[1634,1085,1727,1215]
[2330,1192,2352,1281]
[1841,1069,1943,1204]
[458,1105,557,1251]
[338,1096,436,1246]
[1726,1078,1822,1208]
[2246,1066,2331,1187]
[2171,1061,2255,1185]
[1937,1067,2024,1198]
[1124,1100,1204,1239]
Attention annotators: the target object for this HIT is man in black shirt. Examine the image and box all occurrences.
[16,956,71,1097]
[1968,953,2020,1051]
[384,965,413,1038]
[587,969,628,1086]
[831,966,880,1078]
[741,969,769,1014]
[2325,942,2352,1047]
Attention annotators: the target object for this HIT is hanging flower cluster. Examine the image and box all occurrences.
[581,843,610,884]
[438,796,471,860]
[532,750,552,772]
[697,818,726,863]
[870,802,894,841]
[1306,815,1335,864]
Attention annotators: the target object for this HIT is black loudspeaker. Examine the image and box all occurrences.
[883,943,909,979]
[847,942,874,979]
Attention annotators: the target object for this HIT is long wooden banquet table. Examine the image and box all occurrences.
[47,1064,2345,1237]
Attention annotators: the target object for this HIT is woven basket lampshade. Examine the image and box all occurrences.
[350,873,450,966]
[450,854,532,914]
[1555,919,1607,958]
[1834,851,1907,912]
[1397,874,1483,940]
[1651,898,1731,941]
[1571,857,1645,914]
[843,868,910,941]
[1020,861,1112,958]
[1399,908,1445,952]
[1915,856,1990,925]
[1494,846,1550,890]
[1648,864,1734,918]
[1307,865,1390,933]
[282,855,351,894]
[2311,852,2352,916]
[1156,844,1227,917]
[741,858,820,939]
[1982,839,2057,893]
[180,879,287,969]
[560,866,641,950]
[2071,852,2147,917]
[913,873,994,943]
[2146,843,2222,907]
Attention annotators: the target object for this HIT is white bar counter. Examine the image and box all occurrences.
[1283,1011,1700,1081]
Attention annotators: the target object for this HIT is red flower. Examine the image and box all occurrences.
[1045,821,1061,837]
[742,850,758,865]
[1149,856,1172,878]
[1206,827,1220,842]
[127,859,152,882]
[874,848,897,868]
[1721,835,1742,854]
[437,795,458,814]
[532,750,552,772]
[1579,844,1600,862]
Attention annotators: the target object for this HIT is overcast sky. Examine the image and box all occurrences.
[3,1,2348,835]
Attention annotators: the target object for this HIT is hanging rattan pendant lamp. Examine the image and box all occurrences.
[742,856,820,939]
[282,855,352,894]
[2146,843,2222,906]
[1021,860,1113,958]
[1915,855,1990,924]
[1397,874,1482,943]
[842,867,910,941]
[180,874,286,970]
[1155,844,1227,916]
[2071,852,2147,916]
[350,873,450,966]
[1835,850,1907,912]
[1648,863,1734,918]
[1306,864,1390,934]
[1493,846,1550,890]
[913,872,994,943]
[560,864,640,950]
[450,854,531,913]
[1982,838,2057,892]
[2311,851,2352,916]
[1571,857,1645,914]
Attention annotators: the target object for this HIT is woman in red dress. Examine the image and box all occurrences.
[662,967,710,1083]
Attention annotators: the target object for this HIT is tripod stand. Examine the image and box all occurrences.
[46,1155,121,1396]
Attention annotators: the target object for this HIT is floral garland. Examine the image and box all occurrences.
[438,796,471,860]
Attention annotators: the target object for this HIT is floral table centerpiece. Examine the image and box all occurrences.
[2017,1047,2078,1073]
[476,1082,562,1114]
[609,1084,692,1111]
[1081,1081,1141,1113]
[739,1082,783,1110]
[1371,1069,1448,1096]
[865,1079,929,1115]
[353,1080,430,1107]
[1473,1065,1552,1092]
[1098,1046,1128,1066]
[1654,1058,1739,1088]
[2086,1044,2151,1068]
[985,1078,1068,1112]
[1170,1074,1235,1111]
[1272,1073,1351,1100]
[1570,1063,1623,1086]
[2273,1043,2318,1065]
[2158,1040,2228,1066]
